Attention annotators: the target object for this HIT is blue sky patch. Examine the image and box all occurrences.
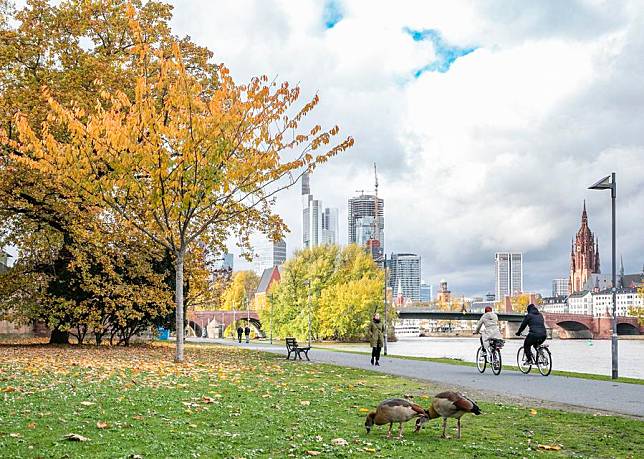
[323,0,343,29]
[404,27,477,76]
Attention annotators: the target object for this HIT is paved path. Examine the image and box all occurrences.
[188,338,644,418]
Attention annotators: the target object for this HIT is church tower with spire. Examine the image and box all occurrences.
[569,202,600,293]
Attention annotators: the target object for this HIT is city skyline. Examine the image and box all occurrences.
[7,1,638,298]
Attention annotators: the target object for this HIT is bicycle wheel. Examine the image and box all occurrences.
[537,347,552,376]
[476,346,486,373]
[492,348,502,375]
[517,346,532,374]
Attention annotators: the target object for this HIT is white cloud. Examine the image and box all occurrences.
[168,0,644,296]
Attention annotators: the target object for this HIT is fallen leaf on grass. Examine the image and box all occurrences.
[132,415,144,421]
[9,432,22,438]
[300,400,310,406]
[96,421,109,429]
[80,401,95,406]
[529,409,537,416]
[331,438,348,446]
[63,433,90,442]
[363,447,376,453]
[358,408,370,413]
[202,396,215,404]
[306,451,321,456]
[538,444,562,451]
[1,386,18,393]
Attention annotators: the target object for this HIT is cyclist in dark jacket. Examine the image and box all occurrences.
[516,304,547,364]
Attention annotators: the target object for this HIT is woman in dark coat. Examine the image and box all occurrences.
[369,313,385,366]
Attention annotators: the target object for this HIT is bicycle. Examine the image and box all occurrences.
[476,337,504,375]
[517,342,552,376]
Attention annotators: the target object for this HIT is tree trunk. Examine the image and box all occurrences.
[49,328,69,344]
[175,251,185,362]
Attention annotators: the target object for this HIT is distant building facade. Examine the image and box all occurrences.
[420,282,432,302]
[437,279,451,304]
[0,250,9,273]
[552,278,569,297]
[254,239,286,274]
[592,287,643,318]
[302,173,339,248]
[569,202,600,293]
[348,194,384,259]
[495,252,523,300]
[540,296,568,314]
[388,253,421,302]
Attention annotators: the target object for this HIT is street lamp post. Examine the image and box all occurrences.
[383,253,388,356]
[306,281,312,348]
[268,293,273,345]
[589,172,618,379]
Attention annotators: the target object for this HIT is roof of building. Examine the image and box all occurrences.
[596,287,638,295]
[623,273,644,288]
[542,295,568,303]
[568,290,591,298]
[256,265,283,294]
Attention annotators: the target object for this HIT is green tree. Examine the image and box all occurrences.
[261,244,383,342]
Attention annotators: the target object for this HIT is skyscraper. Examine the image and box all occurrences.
[495,252,523,300]
[569,202,600,293]
[348,194,384,258]
[388,253,421,302]
[321,207,339,245]
[552,278,569,297]
[302,173,339,248]
[254,239,286,274]
[420,282,432,302]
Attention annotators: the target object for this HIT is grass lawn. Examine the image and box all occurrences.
[0,341,641,458]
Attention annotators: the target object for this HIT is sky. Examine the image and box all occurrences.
[166,0,644,297]
[6,0,643,298]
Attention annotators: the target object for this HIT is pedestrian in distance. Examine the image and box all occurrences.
[473,306,502,355]
[369,313,385,366]
[516,304,547,364]
[237,326,243,343]
[244,325,251,343]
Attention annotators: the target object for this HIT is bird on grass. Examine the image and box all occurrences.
[415,391,481,439]
[364,398,429,439]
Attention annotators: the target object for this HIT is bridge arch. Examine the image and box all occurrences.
[617,322,639,335]
[555,320,593,339]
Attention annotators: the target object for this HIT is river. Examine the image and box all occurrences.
[327,337,644,379]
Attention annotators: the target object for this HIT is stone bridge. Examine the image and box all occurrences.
[541,312,642,339]
[186,310,262,338]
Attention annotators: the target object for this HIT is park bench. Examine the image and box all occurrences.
[285,337,311,361]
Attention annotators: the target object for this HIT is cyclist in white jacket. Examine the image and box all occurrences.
[474,306,502,355]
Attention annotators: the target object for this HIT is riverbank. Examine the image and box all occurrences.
[1,341,642,458]
[313,336,644,380]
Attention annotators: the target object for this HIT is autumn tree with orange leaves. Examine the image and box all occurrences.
[0,0,217,344]
[5,5,354,360]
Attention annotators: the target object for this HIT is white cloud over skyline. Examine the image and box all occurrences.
[168,0,644,297]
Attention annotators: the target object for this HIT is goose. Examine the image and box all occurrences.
[365,398,428,439]
[415,391,481,439]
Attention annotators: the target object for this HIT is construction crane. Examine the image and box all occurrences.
[373,163,380,245]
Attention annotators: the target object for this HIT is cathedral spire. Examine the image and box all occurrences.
[581,200,587,224]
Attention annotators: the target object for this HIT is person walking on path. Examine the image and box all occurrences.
[244,325,251,343]
[237,326,243,343]
[473,306,502,355]
[368,313,385,366]
[516,304,547,364]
